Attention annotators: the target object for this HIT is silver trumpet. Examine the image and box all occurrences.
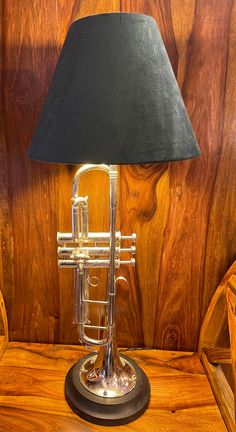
[58,164,137,397]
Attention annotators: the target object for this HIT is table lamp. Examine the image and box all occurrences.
[28,13,200,426]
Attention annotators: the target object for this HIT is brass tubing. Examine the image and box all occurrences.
[76,265,109,346]
[72,197,88,242]
[57,232,136,244]
[57,246,135,256]
[83,299,108,305]
[72,164,111,346]
[58,258,135,268]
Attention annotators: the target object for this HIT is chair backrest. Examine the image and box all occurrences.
[199,260,236,432]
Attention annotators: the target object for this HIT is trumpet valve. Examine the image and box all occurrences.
[71,249,90,262]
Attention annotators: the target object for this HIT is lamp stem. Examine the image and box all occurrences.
[108,164,117,339]
[78,164,136,397]
[64,163,150,422]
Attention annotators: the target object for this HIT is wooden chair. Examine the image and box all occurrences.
[199,261,236,431]
[0,289,8,360]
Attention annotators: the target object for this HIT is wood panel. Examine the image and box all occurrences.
[203,0,236,318]
[0,342,227,431]
[120,0,234,350]
[1,0,236,350]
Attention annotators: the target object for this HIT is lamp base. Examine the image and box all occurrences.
[65,353,150,426]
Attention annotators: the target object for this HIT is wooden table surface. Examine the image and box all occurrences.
[0,343,227,431]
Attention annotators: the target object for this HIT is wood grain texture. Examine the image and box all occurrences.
[155,0,232,350]
[121,0,235,350]
[1,0,236,350]
[0,0,14,348]
[0,342,227,431]
[203,0,236,319]
[205,348,231,365]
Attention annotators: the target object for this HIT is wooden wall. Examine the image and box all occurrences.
[1,0,236,351]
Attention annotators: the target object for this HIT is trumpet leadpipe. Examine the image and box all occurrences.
[58,258,135,268]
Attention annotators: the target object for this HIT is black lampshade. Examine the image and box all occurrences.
[29,13,200,164]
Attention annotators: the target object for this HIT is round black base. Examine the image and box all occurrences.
[65,353,150,426]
